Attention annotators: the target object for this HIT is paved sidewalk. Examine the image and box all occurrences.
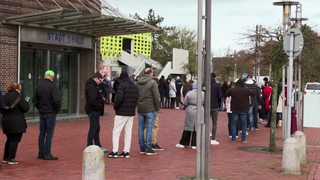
[0,104,320,180]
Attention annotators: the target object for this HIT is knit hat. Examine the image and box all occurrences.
[45,70,55,77]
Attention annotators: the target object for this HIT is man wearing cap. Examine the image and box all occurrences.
[85,72,108,153]
[33,70,61,160]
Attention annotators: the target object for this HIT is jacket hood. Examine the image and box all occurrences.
[138,74,152,85]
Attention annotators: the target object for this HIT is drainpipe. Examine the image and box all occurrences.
[94,38,97,72]
[17,25,21,83]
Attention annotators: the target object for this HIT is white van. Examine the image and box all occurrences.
[304,82,320,95]
[303,82,320,127]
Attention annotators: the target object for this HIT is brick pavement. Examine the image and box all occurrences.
[0,104,320,180]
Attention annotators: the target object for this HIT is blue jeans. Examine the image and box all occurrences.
[87,111,102,147]
[248,106,254,129]
[231,112,247,141]
[138,112,156,151]
[38,114,57,157]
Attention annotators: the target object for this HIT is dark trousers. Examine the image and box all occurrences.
[38,114,57,157]
[170,98,176,109]
[176,95,183,107]
[210,108,219,140]
[253,105,259,128]
[165,96,170,108]
[87,111,102,147]
[227,113,232,136]
[3,133,23,160]
[179,130,196,146]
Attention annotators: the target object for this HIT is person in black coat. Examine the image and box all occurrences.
[1,82,29,165]
[158,76,167,108]
[85,72,107,153]
[33,70,61,160]
[107,71,139,158]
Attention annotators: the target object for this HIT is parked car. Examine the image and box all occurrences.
[304,82,320,95]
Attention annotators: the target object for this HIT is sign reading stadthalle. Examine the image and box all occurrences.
[283,28,304,58]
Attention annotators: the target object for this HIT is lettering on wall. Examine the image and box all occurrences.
[47,32,84,45]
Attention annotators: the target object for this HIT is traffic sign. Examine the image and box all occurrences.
[283,28,304,58]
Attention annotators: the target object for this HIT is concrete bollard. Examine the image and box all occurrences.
[82,145,105,180]
[282,137,301,175]
[293,131,307,163]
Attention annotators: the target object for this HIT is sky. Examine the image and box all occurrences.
[108,0,320,57]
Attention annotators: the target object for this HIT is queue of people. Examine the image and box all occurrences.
[0,68,286,165]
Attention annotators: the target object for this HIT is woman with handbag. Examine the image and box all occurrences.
[1,83,29,165]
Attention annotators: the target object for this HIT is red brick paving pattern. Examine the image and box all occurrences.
[0,105,320,180]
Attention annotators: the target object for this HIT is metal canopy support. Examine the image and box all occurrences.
[2,9,158,37]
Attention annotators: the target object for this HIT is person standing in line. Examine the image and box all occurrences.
[107,72,138,158]
[102,75,112,104]
[1,83,29,164]
[263,81,273,127]
[220,81,229,111]
[210,73,223,145]
[225,79,255,143]
[85,72,108,153]
[33,70,61,160]
[175,76,183,109]
[158,75,167,109]
[165,77,171,108]
[151,75,163,151]
[244,75,260,130]
[169,78,177,109]
[176,80,203,149]
[137,68,160,155]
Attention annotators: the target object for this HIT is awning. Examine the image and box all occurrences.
[2,8,158,37]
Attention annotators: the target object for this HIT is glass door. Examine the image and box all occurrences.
[20,48,78,118]
[20,48,47,117]
[50,51,78,115]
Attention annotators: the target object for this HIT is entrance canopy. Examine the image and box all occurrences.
[2,8,158,37]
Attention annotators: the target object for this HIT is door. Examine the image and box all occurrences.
[20,48,78,118]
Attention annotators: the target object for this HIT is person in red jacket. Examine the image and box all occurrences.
[263,81,273,127]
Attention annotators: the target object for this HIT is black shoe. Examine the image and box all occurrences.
[107,151,118,158]
[38,153,44,159]
[152,143,164,151]
[43,155,58,160]
[140,148,145,154]
[145,149,157,155]
[119,152,130,158]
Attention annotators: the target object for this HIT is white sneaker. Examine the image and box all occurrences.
[175,144,185,148]
[175,107,179,109]
[210,140,220,145]
[191,146,196,149]
[209,133,212,137]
